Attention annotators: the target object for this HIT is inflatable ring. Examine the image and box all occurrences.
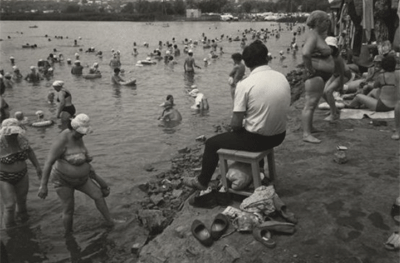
[140,60,156,65]
[32,120,53,127]
[121,79,136,86]
[83,74,101,79]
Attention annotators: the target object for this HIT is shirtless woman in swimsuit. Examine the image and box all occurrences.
[0,118,42,228]
[302,11,335,144]
[38,114,113,234]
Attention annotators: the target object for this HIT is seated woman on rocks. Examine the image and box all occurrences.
[345,55,397,112]
[38,113,113,234]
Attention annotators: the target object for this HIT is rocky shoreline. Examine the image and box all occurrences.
[117,68,307,261]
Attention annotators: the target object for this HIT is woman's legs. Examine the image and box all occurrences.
[302,77,325,143]
[347,94,378,110]
[393,101,400,140]
[323,76,340,121]
[343,79,364,94]
[0,181,17,228]
[59,112,71,131]
[77,179,113,226]
[55,187,75,234]
[14,173,29,222]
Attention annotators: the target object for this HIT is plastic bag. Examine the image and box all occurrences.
[226,162,252,190]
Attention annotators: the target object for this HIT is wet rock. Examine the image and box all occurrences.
[195,135,206,142]
[170,198,181,209]
[150,193,164,205]
[172,189,183,198]
[138,183,149,193]
[131,235,148,255]
[144,164,155,172]
[155,172,165,179]
[163,179,181,189]
[334,150,348,164]
[174,226,186,238]
[178,147,190,154]
[138,209,167,235]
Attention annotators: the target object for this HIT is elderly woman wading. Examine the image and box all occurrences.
[0,119,42,228]
[302,10,335,144]
[38,114,113,234]
[52,80,76,125]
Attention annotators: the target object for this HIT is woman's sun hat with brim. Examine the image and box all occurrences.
[325,36,338,48]
[52,80,64,87]
[71,113,92,135]
[0,118,25,136]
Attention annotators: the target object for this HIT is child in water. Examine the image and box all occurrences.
[158,95,182,122]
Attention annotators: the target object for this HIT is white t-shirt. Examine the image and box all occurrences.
[234,65,290,136]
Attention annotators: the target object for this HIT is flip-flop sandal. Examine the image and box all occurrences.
[252,227,276,248]
[258,220,296,234]
[210,213,230,240]
[191,219,213,247]
[272,195,298,224]
[384,232,400,251]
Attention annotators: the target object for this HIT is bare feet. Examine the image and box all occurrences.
[392,132,400,140]
[303,134,321,144]
[324,114,340,122]
[311,127,324,133]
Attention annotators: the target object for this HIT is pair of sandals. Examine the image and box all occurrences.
[252,219,296,249]
[191,213,230,247]
[385,232,400,251]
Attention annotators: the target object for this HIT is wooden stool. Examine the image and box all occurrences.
[217,148,276,197]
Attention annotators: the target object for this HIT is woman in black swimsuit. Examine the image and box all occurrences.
[52,80,76,125]
[0,118,42,228]
[345,55,397,112]
[302,10,335,144]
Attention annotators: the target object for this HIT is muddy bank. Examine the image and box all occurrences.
[109,68,398,263]
[132,97,399,263]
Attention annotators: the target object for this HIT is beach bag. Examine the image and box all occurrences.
[240,185,276,216]
[226,162,252,190]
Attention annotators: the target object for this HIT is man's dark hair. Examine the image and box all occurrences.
[242,40,268,68]
[114,68,120,73]
[231,53,242,62]
[381,55,396,72]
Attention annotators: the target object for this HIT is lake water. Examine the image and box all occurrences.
[0,20,307,262]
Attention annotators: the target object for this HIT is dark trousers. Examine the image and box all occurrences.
[198,128,286,186]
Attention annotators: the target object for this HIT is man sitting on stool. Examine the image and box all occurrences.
[183,40,290,190]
